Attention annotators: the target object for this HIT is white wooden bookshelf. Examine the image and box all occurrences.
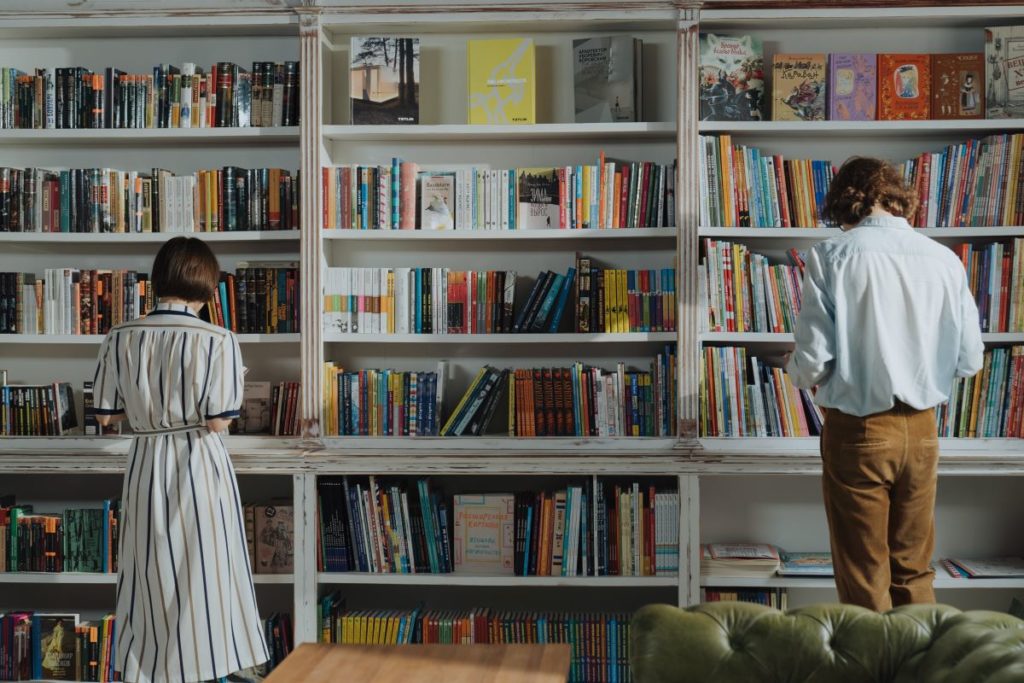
[2,1,1024,674]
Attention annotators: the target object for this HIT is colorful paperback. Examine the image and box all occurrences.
[878,53,931,120]
[419,174,455,230]
[771,54,826,121]
[453,494,515,575]
[699,33,764,121]
[932,53,984,120]
[778,552,833,576]
[828,53,876,121]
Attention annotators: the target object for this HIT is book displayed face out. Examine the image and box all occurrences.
[350,37,420,125]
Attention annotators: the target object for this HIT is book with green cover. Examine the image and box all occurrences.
[778,551,833,576]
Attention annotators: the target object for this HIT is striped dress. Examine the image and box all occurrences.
[93,302,269,683]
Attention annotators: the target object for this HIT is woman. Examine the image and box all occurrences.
[93,237,268,683]
[786,157,983,611]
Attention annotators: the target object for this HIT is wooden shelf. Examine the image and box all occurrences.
[2,333,300,344]
[323,228,676,241]
[699,5,1024,30]
[699,120,1024,136]
[317,573,677,587]
[323,122,675,142]
[316,436,683,457]
[0,127,300,146]
[324,332,676,345]
[700,332,1024,346]
[0,230,300,244]
[699,227,1024,246]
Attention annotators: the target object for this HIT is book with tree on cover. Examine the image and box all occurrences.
[699,33,765,121]
[350,37,420,125]
[878,53,931,120]
[986,26,1024,118]
[932,53,984,120]
[516,168,560,229]
[467,38,536,125]
[572,36,643,123]
[828,53,876,121]
[452,494,515,575]
[771,54,826,121]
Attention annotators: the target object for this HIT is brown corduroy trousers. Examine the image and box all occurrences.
[820,400,939,612]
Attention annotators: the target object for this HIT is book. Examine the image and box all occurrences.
[931,53,984,120]
[467,38,536,125]
[322,364,445,437]
[33,614,78,681]
[828,53,876,121]
[878,53,931,120]
[699,33,764,121]
[254,503,294,574]
[986,26,1024,119]
[704,588,788,609]
[238,381,272,434]
[572,36,642,123]
[419,174,455,231]
[937,345,1024,438]
[702,543,781,578]
[0,382,77,436]
[350,37,420,125]
[516,168,560,229]
[946,557,1024,578]
[778,551,833,576]
[771,54,826,121]
[453,494,515,575]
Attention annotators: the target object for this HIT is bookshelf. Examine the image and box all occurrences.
[3,1,1024,680]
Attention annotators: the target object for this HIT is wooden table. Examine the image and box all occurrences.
[264,643,571,682]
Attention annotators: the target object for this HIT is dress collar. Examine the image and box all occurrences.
[854,214,912,230]
[150,302,199,318]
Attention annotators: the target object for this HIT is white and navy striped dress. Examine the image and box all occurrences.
[93,302,269,683]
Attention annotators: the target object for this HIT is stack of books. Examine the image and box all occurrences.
[940,557,1024,578]
[701,543,781,578]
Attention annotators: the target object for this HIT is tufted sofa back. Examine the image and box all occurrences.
[630,602,1024,683]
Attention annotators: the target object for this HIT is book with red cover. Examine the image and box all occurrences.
[878,53,931,120]
[931,53,984,120]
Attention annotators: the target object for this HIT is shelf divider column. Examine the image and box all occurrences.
[298,7,325,439]
[680,473,701,606]
[677,3,702,440]
[292,470,318,645]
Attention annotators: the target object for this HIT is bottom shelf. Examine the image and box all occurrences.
[0,572,293,584]
[317,573,677,587]
[702,576,1024,590]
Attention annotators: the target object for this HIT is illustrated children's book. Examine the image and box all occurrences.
[699,33,764,121]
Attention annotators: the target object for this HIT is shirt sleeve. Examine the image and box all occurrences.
[92,333,124,415]
[203,332,244,420]
[956,272,984,378]
[787,247,836,389]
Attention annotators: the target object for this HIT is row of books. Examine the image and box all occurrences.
[701,346,823,438]
[0,61,300,129]
[700,30,1021,121]
[322,159,676,232]
[0,263,298,336]
[243,502,294,574]
[316,476,452,574]
[0,612,117,682]
[0,500,118,573]
[318,597,632,683]
[701,544,833,579]
[0,166,299,234]
[348,35,643,126]
[0,611,291,682]
[700,239,805,333]
[699,135,835,229]
[593,484,680,577]
[956,240,1024,334]
[322,364,445,437]
[0,383,77,437]
[703,588,788,609]
[898,134,1024,229]
[323,264,676,336]
[937,346,1024,439]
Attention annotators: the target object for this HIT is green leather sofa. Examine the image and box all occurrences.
[630,602,1024,683]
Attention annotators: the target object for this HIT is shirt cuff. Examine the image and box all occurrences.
[93,408,125,416]
[204,410,240,420]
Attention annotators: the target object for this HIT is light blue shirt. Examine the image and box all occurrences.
[786,214,984,417]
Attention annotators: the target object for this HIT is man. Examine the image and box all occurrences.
[786,156,984,611]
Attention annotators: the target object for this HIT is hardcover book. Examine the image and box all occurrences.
[878,53,931,120]
[254,503,294,574]
[572,36,643,123]
[778,551,834,576]
[419,174,455,230]
[828,53,876,121]
[453,493,515,575]
[699,33,764,121]
[468,38,536,125]
[350,37,420,125]
[986,26,1024,118]
[33,614,78,681]
[771,54,826,121]
[516,167,560,229]
[932,53,984,119]
[239,381,271,434]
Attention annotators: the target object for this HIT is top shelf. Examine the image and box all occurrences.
[699,5,1024,30]
[323,123,676,143]
[699,120,1024,138]
[0,127,301,147]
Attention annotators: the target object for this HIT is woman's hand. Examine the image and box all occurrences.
[206,417,233,434]
[96,414,126,427]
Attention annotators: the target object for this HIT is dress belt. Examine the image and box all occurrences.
[132,423,208,436]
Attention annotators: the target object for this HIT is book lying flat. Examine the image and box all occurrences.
[778,552,833,577]
[946,557,1024,578]
[701,544,780,578]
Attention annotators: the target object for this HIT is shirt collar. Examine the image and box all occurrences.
[854,214,912,230]
[150,302,199,318]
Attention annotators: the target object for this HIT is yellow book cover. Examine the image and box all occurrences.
[619,269,629,333]
[468,38,536,124]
